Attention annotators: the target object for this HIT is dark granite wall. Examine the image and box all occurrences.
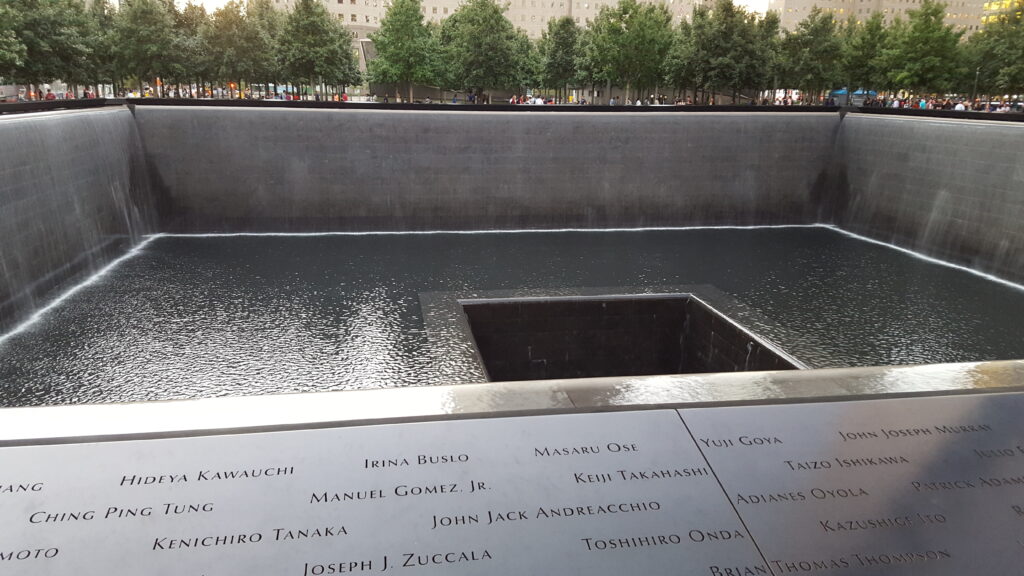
[462,296,797,381]
[4,106,1024,331]
[829,114,1024,283]
[0,108,155,330]
[132,107,838,231]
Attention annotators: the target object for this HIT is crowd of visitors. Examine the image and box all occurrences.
[10,84,1021,113]
[861,96,1018,112]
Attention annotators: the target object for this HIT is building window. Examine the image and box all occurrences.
[351,13,357,20]
[432,6,437,12]
[443,6,448,12]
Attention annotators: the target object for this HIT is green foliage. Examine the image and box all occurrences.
[965,15,1024,94]
[840,12,888,91]
[5,0,93,85]
[437,0,524,93]
[112,0,177,87]
[883,0,963,92]
[246,0,285,83]
[280,0,360,88]
[538,16,579,91]
[369,0,432,99]
[85,0,118,86]
[206,1,257,85]
[0,3,27,73]
[574,23,603,88]
[0,0,1020,101]
[511,28,540,90]
[167,2,211,85]
[586,0,673,98]
[664,0,777,99]
[662,16,694,92]
[754,11,782,90]
[781,6,842,100]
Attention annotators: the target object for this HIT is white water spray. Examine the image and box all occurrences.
[0,234,163,347]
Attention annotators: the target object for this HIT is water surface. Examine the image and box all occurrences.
[2,227,1023,406]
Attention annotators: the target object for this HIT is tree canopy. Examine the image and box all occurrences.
[369,0,432,100]
[0,3,27,73]
[965,13,1024,94]
[781,7,843,99]
[1,0,1022,102]
[884,0,964,92]
[582,0,673,99]
[280,0,360,90]
[437,0,530,95]
[538,16,579,96]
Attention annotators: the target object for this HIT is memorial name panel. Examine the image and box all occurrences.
[0,410,763,575]
[680,393,1024,574]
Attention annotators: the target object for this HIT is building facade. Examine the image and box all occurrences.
[981,0,1022,23]
[767,0,985,35]
[273,0,699,40]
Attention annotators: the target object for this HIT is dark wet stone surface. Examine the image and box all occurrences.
[2,227,1023,407]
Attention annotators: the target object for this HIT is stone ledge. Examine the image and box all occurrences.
[2,360,1021,445]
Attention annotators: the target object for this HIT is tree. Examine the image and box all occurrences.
[206,0,258,96]
[85,0,118,91]
[113,0,177,93]
[0,3,27,74]
[666,0,769,103]
[369,0,432,101]
[883,0,963,93]
[706,0,762,102]
[839,12,889,95]
[171,2,212,95]
[538,16,579,99]
[781,7,843,103]
[6,0,93,88]
[56,0,94,87]
[423,20,451,91]
[752,10,782,96]
[574,23,607,97]
[437,0,523,97]
[662,17,694,98]
[991,21,1024,93]
[321,26,362,90]
[963,11,1023,96]
[510,28,540,93]
[247,0,284,92]
[587,0,673,100]
[280,0,359,97]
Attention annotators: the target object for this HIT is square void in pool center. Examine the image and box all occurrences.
[461,294,801,381]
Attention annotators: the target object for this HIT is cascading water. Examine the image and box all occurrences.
[0,107,157,331]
